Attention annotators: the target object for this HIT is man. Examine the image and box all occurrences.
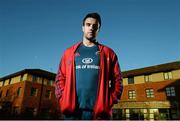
[55,12,123,120]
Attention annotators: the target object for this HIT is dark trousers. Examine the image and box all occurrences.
[64,108,94,120]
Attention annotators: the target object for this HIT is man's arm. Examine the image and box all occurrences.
[110,53,123,105]
[55,54,66,101]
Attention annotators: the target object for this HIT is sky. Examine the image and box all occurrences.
[0,0,180,77]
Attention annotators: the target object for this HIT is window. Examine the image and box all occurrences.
[41,108,50,119]
[143,109,148,120]
[112,109,122,120]
[128,90,136,99]
[149,109,158,120]
[128,77,134,84]
[125,109,144,120]
[30,88,38,96]
[166,87,175,96]
[24,107,37,117]
[146,89,154,98]
[45,90,51,99]
[125,109,130,120]
[17,87,22,96]
[32,75,38,83]
[47,80,53,86]
[164,72,172,80]
[144,75,151,82]
[20,74,24,81]
[12,107,20,115]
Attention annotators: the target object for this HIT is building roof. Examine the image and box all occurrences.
[0,69,56,81]
[122,61,180,78]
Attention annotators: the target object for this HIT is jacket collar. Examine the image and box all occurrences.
[72,41,104,53]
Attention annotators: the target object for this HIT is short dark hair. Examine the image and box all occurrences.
[83,12,101,28]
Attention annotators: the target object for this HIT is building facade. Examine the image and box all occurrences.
[1,61,180,120]
[0,69,61,119]
[113,61,180,120]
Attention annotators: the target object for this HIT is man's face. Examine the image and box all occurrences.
[82,17,100,41]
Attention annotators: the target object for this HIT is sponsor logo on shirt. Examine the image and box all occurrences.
[82,58,93,64]
[76,58,99,70]
[76,65,100,69]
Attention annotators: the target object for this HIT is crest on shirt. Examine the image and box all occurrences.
[75,52,80,57]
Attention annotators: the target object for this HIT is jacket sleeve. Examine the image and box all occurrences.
[55,53,66,101]
[110,53,123,104]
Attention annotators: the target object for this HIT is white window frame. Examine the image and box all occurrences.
[166,87,175,96]
[164,71,172,80]
[128,90,136,99]
[146,88,154,98]
[144,74,152,82]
